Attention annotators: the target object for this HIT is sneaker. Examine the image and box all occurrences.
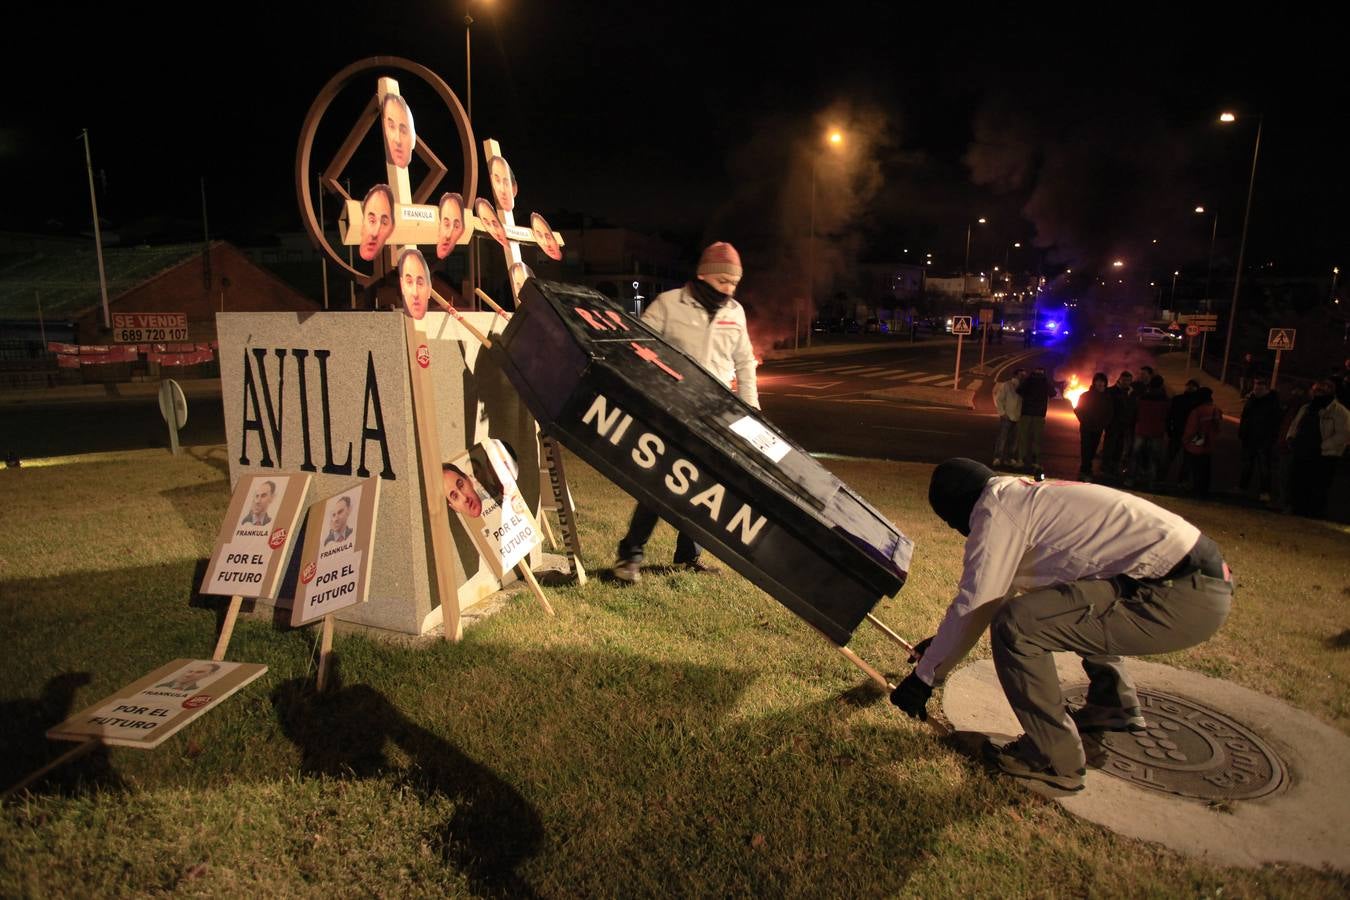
[987,735,1085,791]
[612,560,642,583]
[679,557,721,575]
[992,457,1004,466]
[1069,702,1146,733]
[1259,492,1272,503]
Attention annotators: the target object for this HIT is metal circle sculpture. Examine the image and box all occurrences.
[295,56,477,287]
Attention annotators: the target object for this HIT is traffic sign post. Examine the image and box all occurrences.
[952,316,972,389]
[158,378,187,456]
[1267,328,1295,388]
[978,308,993,369]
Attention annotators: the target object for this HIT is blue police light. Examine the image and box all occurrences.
[1044,320,1058,331]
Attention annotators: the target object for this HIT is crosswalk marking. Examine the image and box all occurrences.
[816,364,871,373]
[882,370,919,381]
[851,367,892,376]
[964,378,986,393]
[910,373,948,384]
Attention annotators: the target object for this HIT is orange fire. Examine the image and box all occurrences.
[1064,373,1087,409]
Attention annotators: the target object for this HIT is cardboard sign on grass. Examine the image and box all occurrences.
[292,478,382,626]
[201,473,311,597]
[444,440,541,578]
[46,659,268,749]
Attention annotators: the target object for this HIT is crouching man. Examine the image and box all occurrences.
[890,458,1233,791]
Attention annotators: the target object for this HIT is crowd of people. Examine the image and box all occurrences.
[1041,357,1350,518]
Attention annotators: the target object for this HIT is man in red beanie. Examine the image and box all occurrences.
[611,241,760,583]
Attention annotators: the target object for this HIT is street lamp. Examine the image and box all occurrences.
[807,127,844,348]
[1218,110,1263,387]
[963,217,987,297]
[1331,266,1340,303]
[464,0,494,305]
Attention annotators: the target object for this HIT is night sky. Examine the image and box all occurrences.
[8,4,1346,281]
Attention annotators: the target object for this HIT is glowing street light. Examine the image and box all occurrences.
[1217,110,1263,386]
[807,127,845,348]
[963,217,988,297]
[1112,259,1124,268]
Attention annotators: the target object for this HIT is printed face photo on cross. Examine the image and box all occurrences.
[359,184,395,261]
[488,155,517,212]
[397,247,431,320]
[382,93,415,169]
[474,198,508,248]
[436,192,465,259]
[530,212,562,261]
[510,262,533,297]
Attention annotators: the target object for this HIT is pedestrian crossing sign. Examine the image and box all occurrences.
[952,316,973,335]
[1267,328,1295,351]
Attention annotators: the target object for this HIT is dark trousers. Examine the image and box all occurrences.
[995,416,1019,461]
[1102,426,1134,475]
[1128,435,1166,489]
[1078,427,1104,476]
[1017,416,1046,466]
[989,540,1232,775]
[1239,443,1274,495]
[1166,437,1191,485]
[1290,455,1337,518]
[1188,453,1213,498]
[617,503,701,564]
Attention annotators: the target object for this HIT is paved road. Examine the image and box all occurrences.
[5,339,1342,522]
[758,338,1256,495]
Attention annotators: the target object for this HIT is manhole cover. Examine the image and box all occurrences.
[1065,685,1288,801]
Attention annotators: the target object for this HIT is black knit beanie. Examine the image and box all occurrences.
[928,458,995,536]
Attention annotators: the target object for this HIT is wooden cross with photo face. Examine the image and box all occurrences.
[476,138,565,304]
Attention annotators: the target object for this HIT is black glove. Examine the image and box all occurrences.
[907,636,933,665]
[890,672,933,721]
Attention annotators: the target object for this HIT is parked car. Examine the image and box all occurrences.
[1137,325,1181,344]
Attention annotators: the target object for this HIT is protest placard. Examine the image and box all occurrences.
[200,473,311,599]
[46,659,268,749]
[292,479,382,627]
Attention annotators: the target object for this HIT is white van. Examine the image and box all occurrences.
[1137,325,1180,344]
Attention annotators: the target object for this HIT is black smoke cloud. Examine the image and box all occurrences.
[963,89,1210,277]
[704,101,893,348]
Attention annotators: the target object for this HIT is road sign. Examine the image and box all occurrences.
[1186,324,1200,338]
[978,308,993,323]
[1267,328,1295,351]
[158,379,187,456]
[111,312,188,343]
[952,316,972,335]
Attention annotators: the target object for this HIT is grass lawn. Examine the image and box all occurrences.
[1,444,1348,897]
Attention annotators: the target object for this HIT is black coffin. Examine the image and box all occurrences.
[490,280,914,645]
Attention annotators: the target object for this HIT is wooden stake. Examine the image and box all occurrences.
[403,317,466,641]
[538,509,561,550]
[810,624,950,736]
[865,612,917,655]
[211,595,244,662]
[474,287,512,319]
[2,738,99,800]
[316,614,335,692]
[515,563,555,616]
[429,289,492,347]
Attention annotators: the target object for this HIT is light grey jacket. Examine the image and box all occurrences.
[641,285,759,408]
